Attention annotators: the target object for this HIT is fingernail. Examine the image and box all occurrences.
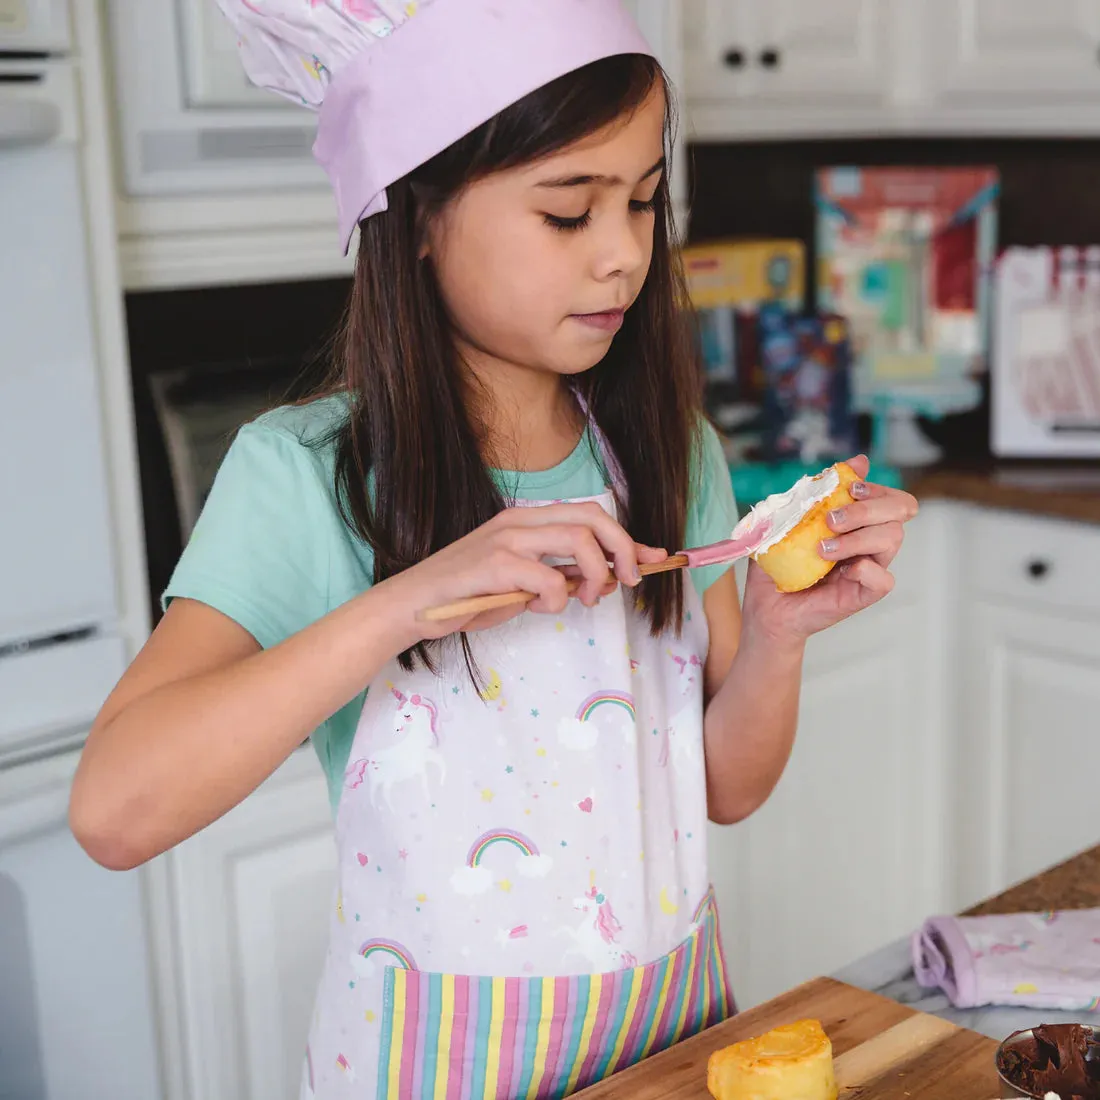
[851,482,869,499]
[838,561,852,574]
[631,566,641,584]
[820,538,838,556]
[828,508,846,528]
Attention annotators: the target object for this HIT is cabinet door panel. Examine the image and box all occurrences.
[752,0,889,100]
[151,749,336,1100]
[685,0,889,104]
[928,0,1100,100]
[957,603,1100,907]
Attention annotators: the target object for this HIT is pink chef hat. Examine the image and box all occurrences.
[215,1,656,253]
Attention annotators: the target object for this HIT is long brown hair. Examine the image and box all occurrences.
[320,54,703,672]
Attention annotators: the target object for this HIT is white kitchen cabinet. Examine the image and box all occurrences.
[953,507,1100,912]
[709,507,952,1009]
[924,0,1100,104]
[957,603,1100,907]
[684,0,891,106]
[145,747,336,1100]
[0,749,162,1100]
[684,0,1100,138]
[684,0,900,139]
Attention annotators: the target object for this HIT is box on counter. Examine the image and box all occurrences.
[681,239,805,400]
[816,166,998,373]
[815,166,999,465]
[756,304,858,465]
[993,245,1100,458]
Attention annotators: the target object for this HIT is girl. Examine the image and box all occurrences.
[70,2,918,1096]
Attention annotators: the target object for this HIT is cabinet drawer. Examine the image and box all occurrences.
[961,507,1100,618]
[0,633,127,762]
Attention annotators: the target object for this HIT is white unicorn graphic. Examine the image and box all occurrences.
[558,884,637,971]
[658,650,703,771]
[344,687,444,809]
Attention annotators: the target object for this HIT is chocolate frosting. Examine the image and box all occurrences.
[1001,1025,1100,1100]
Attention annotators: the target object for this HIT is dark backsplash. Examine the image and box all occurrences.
[125,277,352,619]
[125,276,351,377]
[687,137,1100,464]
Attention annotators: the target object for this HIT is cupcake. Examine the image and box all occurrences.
[731,463,860,593]
[707,1019,838,1100]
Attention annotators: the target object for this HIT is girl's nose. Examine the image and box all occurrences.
[594,213,647,281]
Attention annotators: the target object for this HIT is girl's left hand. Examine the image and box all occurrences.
[741,454,919,646]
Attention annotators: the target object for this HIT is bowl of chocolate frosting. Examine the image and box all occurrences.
[996,1024,1100,1100]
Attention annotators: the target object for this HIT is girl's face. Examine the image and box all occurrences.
[425,82,666,379]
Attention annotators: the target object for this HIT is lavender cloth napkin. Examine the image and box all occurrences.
[912,909,1100,1011]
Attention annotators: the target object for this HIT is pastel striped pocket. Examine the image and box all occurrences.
[376,889,732,1100]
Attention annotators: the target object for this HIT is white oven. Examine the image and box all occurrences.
[0,1,129,765]
[1,8,164,1100]
[105,0,326,196]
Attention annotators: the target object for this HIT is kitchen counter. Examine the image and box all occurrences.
[832,845,1100,1041]
[964,845,1100,916]
[908,466,1100,525]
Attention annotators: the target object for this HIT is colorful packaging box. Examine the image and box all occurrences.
[992,245,1100,457]
[757,304,858,464]
[815,166,999,464]
[681,239,805,399]
[816,166,998,385]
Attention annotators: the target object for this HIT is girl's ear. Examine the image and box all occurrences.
[415,201,434,260]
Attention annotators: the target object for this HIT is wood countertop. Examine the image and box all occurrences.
[962,844,1100,917]
[908,466,1100,525]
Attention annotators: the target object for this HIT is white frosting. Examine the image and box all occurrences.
[731,466,840,557]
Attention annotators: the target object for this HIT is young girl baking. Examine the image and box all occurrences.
[70,2,918,1095]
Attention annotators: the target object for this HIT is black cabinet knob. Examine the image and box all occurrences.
[1026,558,1051,580]
[723,48,746,69]
[759,48,781,69]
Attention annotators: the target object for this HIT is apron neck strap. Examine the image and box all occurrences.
[574,391,627,497]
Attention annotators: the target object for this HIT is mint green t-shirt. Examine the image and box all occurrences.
[163,396,739,812]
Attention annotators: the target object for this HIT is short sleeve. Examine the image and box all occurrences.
[163,422,344,648]
[684,419,740,595]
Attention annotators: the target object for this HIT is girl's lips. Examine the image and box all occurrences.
[572,309,625,333]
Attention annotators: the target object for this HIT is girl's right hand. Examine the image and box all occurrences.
[384,503,668,640]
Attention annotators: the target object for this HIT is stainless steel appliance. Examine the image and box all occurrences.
[0,5,162,1097]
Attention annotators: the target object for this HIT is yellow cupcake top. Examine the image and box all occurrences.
[713,1019,832,1071]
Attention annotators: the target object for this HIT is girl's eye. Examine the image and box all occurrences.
[543,195,656,232]
[544,210,592,232]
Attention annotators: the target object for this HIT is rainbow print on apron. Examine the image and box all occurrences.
[376,891,730,1099]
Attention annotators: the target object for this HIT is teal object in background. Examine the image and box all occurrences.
[729,461,903,514]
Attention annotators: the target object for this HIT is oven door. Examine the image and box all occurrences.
[0,0,70,53]
[0,749,162,1100]
[0,61,120,648]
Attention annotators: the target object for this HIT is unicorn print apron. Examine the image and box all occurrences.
[302,435,734,1099]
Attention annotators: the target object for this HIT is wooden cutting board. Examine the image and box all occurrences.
[575,976,1003,1099]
